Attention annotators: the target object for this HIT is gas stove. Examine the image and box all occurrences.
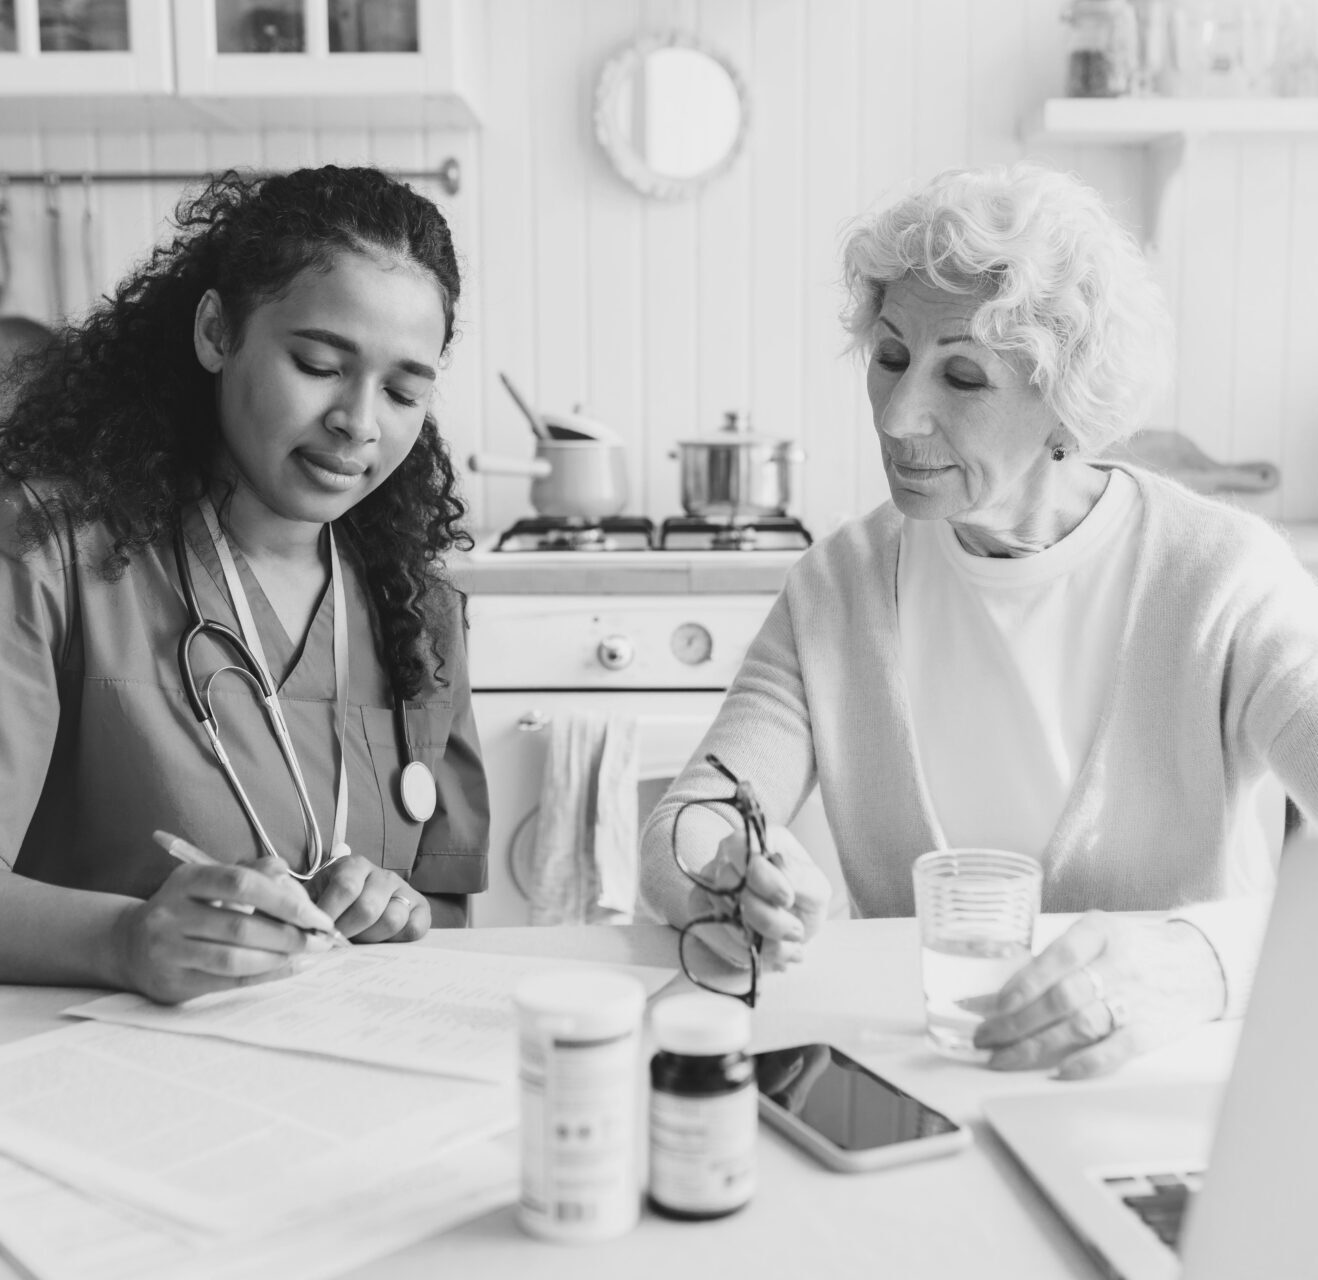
[490,514,813,553]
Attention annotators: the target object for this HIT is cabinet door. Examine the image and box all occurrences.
[0,0,173,93]
[172,0,481,118]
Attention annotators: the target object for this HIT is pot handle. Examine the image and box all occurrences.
[467,452,553,479]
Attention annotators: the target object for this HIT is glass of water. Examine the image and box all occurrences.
[912,849,1042,1061]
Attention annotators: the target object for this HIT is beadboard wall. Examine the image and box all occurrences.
[2,0,1315,532]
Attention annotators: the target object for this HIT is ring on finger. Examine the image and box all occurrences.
[1100,993,1130,1038]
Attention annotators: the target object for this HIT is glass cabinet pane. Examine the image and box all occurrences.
[38,0,130,51]
[329,0,416,53]
[0,1,15,53]
[215,0,305,54]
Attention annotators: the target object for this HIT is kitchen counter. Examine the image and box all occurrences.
[450,537,803,595]
[449,518,1318,597]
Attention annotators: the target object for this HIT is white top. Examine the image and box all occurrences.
[898,469,1139,857]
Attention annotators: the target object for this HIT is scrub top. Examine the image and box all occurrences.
[0,480,489,901]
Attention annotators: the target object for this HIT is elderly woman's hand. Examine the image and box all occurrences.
[971,911,1226,1079]
[686,824,832,973]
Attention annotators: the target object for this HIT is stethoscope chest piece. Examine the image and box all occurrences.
[400,759,438,823]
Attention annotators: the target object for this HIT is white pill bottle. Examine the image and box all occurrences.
[514,968,646,1243]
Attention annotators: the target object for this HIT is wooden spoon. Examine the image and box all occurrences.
[499,371,551,441]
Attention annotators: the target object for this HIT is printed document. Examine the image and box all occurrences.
[0,1135,516,1280]
[0,1020,513,1233]
[68,947,676,1081]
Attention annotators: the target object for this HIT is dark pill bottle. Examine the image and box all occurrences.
[648,993,757,1220]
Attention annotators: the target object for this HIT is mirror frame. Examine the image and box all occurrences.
[592,31,751,201]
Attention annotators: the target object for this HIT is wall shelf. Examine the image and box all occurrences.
[1022,97,1318,260]
[1023,96,1318,145]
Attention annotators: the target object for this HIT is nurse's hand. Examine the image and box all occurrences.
[115,860,340,1005]
[308,847,429,943]
[686,825,831,973]
[971,911,1227,1079]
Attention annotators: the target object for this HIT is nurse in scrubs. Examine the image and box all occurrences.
[0,165,488,1004]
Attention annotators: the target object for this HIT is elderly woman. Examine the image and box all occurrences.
[640,162,1318,1078]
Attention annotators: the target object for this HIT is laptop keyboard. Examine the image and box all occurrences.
[1102,1170,1205,1252]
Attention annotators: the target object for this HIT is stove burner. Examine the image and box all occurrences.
[658,515,813,551]
[493,515,656,552]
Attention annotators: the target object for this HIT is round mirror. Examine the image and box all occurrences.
[593,33,750,200]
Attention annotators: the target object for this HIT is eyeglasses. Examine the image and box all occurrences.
[671,753,767,1008]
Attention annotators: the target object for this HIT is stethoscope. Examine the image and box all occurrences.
[173,501,438,878]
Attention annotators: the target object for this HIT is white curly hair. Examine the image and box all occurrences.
[840,163,1173,453]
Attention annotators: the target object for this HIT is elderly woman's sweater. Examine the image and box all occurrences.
[641,466,1318,1016]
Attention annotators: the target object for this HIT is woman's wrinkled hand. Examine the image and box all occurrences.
[308,845,429,943]
[972,910,1227,1079]
[113,858,339,1005]
[685,824,832,973]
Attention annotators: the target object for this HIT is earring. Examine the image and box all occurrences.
[1051,444,1067,462]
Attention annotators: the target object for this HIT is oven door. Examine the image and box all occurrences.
[468,690,846,927]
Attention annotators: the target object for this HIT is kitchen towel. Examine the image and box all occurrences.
[528,711,639,925]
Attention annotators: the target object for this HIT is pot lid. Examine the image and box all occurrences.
[676,410,794,448]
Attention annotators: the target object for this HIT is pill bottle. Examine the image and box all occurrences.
[648,992,757,1220]
[514,968,646,1243]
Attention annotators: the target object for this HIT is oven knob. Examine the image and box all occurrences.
[597,635,634,671]
[671,622,713,666]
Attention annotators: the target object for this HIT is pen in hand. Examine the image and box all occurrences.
[152,830,351,948]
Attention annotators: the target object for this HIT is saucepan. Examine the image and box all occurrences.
[470,374,630,520]
[671,411,806,518]
[468,439,630,521]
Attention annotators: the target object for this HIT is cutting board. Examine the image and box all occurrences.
[1103,430,1280,495]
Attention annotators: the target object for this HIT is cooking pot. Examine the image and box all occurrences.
[671,412,805,518]
[467,440,629,521]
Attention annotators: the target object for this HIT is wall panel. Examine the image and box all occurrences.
[12,0,1316,531]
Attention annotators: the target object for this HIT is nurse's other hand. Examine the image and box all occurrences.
[686,824,831,972]
[308,847,429,943]
[972,911,1227,1079]
[115,860,338,1005]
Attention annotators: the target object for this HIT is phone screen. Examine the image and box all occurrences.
[755,1044,960,1152]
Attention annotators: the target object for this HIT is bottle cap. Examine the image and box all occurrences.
[652,992,751,1056]
[514,968,645,1040]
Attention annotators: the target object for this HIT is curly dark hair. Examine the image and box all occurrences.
[0,165,471,698]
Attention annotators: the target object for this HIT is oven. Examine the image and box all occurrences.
[457,522,845,928]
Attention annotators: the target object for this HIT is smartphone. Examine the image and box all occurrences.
[755,1043,971,1172]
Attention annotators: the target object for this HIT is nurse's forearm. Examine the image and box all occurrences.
[424,892,468,929]
[0,871,134,987]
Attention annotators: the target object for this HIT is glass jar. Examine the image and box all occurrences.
[1065,0,1140,96]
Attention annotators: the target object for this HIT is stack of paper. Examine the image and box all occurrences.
[0,948,676,1279]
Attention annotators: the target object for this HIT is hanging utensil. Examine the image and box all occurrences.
[0,174,11,313]
[44,172,65,321]
[499,370,552,441]
[80,172,97,309]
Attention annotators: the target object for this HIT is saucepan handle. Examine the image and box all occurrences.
[467,452,553,479]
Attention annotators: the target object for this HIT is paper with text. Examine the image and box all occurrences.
[0,1136,516,1280]
[0,1021,513,1234]
[68,948,677,1081]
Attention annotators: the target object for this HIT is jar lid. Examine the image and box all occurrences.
[514,968,646,1039]
[652,992,751,1056]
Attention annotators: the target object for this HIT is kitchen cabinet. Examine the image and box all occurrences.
[0,0,483,132]
[172,0,483,129]
[0,0,172,103]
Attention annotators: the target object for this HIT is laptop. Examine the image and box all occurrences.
[984,836,1318,1280]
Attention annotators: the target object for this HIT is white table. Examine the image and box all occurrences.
[0,919,1239,1280]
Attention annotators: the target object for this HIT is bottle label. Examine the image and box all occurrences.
[649,1082,757,1214]
[519,1029,639,1240]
